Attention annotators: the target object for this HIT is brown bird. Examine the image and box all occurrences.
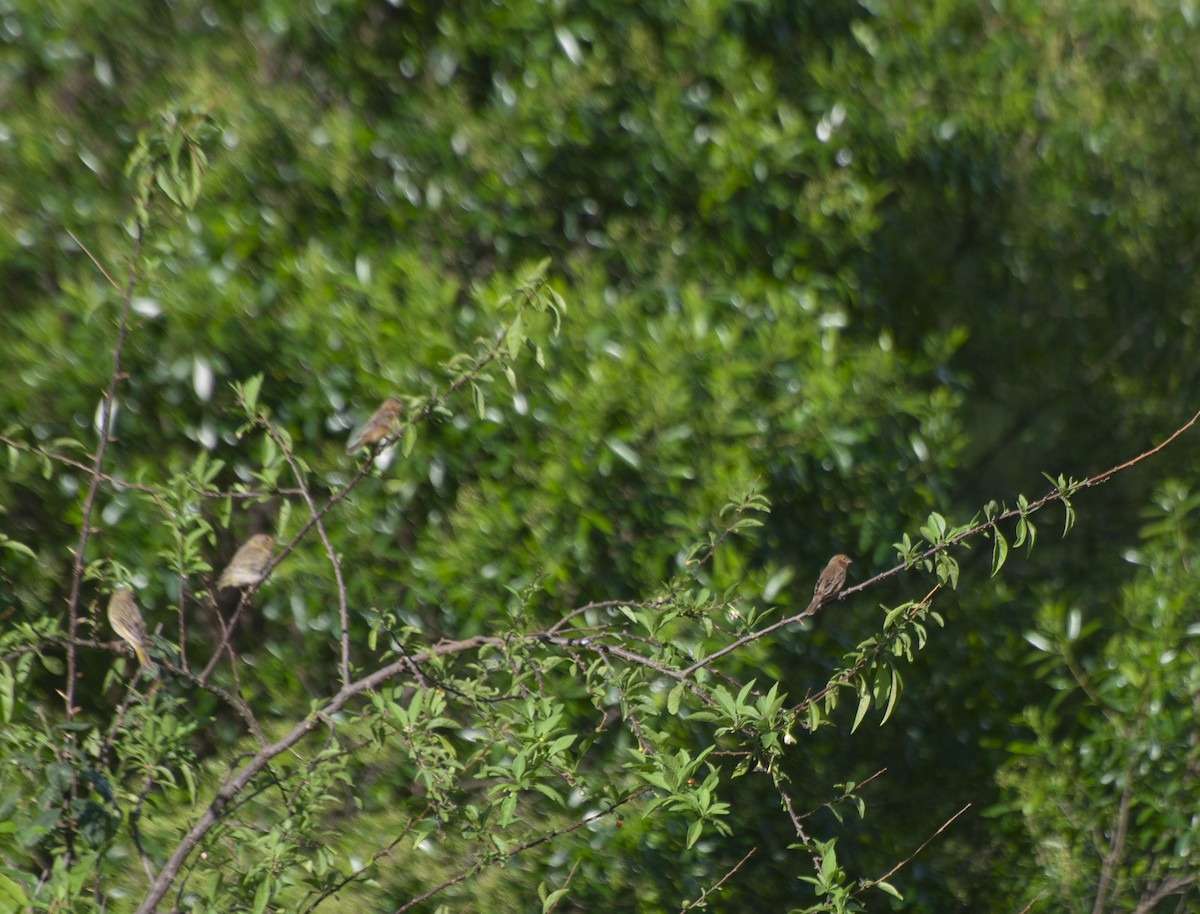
[804,554,853,614]
[217,534,275,589]
[107,587,151,668]
[346,397,404,454]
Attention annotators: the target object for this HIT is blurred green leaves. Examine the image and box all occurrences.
[4,0,1200,910]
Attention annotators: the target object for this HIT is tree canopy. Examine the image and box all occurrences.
[4,0,1200,911]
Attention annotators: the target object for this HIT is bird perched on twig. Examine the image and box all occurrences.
[107,587,153,670]
[217,534,275,590]
[346,397,404,454]
[804,554,852,615]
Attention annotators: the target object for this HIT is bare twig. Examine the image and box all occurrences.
[1014,888,1049,913]
[260,418,353,688]
[856,803,971,897]
[197,589,246,685]
[392,789,650,914]
[1132,875,1196,914]
[1092,772,1134,914]
[0,434,303,501]
[65,225,143,718]
[60,225,143,873]
[545,856,582,913]
[297,810,432,914]
[679,847,757,912]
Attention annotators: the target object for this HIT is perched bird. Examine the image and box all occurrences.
[107,587,151,669]
[804,554,853,615]
[217,534,275,590]
[346,397,404,454]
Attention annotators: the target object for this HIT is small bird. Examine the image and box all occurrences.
[217,534,276,589]
[346,397,404,454]
[804,554,853,615]
[107,587,151,669]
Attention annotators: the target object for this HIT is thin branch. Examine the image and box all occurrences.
[545,856,582,913]
[65,228,121,290]
[683,408,1200,680]
[0,434,303,500]
[391,789,650,914]
[679,847,757,912]
[299,812,431,914]
[168,662,268,748]
[1092,774,1134,914]
[132,635,492,913]
[175,574,189,673]
[547,597,670,635]
[260,418,353,688]
[777,788,816,867]
[1132,876,1196,914]
[855,803,971,896]
[791,767,889,823]
[65,225,143,719]
[59,226,143,874]
[196,589,246,685]
[790,586,940,717]
[1014,888,1049,913]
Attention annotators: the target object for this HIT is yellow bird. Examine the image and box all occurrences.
[107,587,151,668]
[217,534,276,589]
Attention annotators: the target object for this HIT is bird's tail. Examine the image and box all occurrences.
[133,643,159,677]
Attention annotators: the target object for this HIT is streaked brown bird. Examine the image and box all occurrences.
[346,397,404,454]
[217,534,275,589]
[107,587,151,668]
[804,554,852,614]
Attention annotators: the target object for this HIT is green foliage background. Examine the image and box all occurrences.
[3,0,1200,910]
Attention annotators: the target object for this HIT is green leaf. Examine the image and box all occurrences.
[541,887,569,913]
[1023,631,1053,652]
[506,315,524,360]
[1062,498,1075,536]
[0,537,35,560]
[241,374,263,412]
[851,682,871,733]
[0,872,30,911]
[522,257,551,285]
[883,603,909,630]
[667,681,684,716]
[0,663,13,724]
[880,668,901,726]
[605,438,641,469]
[921,512,947,544]
[875,880,903,899]
[991,528,1008,576]
[251,876,271,914]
